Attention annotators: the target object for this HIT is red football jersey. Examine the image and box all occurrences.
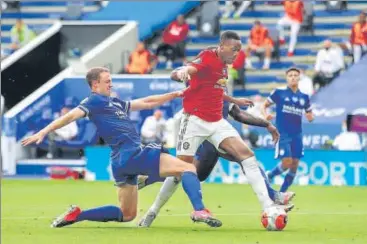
[183,48,228,122]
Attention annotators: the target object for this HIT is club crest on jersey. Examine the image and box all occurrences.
[115,109,127,119]
[183,142,190,150]
[299,98,305,106]
[192,58,201,64]
[217,78,228,86]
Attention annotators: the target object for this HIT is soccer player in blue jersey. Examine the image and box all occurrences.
[262,67,314,192]
[137,101,295,227]
[21,67,223,228]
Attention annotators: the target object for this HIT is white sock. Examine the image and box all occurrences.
[150,177,180,214]
[240,156,274,210]
[263,58,271,69]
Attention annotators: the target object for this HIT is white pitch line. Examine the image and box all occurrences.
[2,211,367,220]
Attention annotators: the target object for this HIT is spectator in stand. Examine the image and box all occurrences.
[10,19,36,51]
[333,121,362,151]
[245,20,273,70]
[140,110,167,144]
[223,1,253,19]
[124,42,157,74]
[277,0,304,56]
[313,39,344,90]
[155,15,189,69]
[349,11,367,64]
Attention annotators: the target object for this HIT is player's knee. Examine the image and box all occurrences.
[178,155,194,164]
[235,147,254,161]
[197,170,209,182]
[282,158,293,168]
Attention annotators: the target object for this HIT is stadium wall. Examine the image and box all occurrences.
[15,147,366,186]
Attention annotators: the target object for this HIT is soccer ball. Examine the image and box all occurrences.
[261,206,288,231]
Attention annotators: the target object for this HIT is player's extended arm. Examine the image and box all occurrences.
[261,99,274,121]
[21,108,85,146]
[130,91,183,111]
[230,104,279,143]
[170,66,198,83]
[305,111,314,122]
[223,94,254,107]
[230,104,270,127]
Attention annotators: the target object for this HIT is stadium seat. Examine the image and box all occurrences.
[36,119,98,151]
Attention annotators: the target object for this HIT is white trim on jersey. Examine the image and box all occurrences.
[145,143,162,149]
[274,141,280,159]
[78,105,89,117]
[267,97,275,104]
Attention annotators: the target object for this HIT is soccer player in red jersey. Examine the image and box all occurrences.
[139,31,292,227]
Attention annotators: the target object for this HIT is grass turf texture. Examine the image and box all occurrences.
[2,180,366,244]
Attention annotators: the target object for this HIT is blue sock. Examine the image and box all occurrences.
[259,167,276,201]
[268,163,286,180]
[76,205,123,222]
[280,171,296,192]
[181,171,205,211]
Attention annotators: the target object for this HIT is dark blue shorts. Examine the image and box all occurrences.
[111,143,168,186]
[275,133,304,159]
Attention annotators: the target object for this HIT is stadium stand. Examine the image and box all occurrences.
[1,1,101,59]
[152,1,367,96]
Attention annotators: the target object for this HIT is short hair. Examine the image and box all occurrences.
[220,31,241,43]
[285,67,301,75]
[86,67,110,88]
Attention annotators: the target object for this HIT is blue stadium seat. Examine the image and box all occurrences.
[36,119,98,150]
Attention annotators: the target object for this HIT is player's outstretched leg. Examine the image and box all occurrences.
[51,184,137,228]
[51,205,123,228]
[158,153,222,228]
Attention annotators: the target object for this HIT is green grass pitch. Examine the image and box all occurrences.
[2,180,366,244]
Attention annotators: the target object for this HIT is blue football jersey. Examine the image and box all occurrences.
[78,93,141,152]
[268,87,311,135]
